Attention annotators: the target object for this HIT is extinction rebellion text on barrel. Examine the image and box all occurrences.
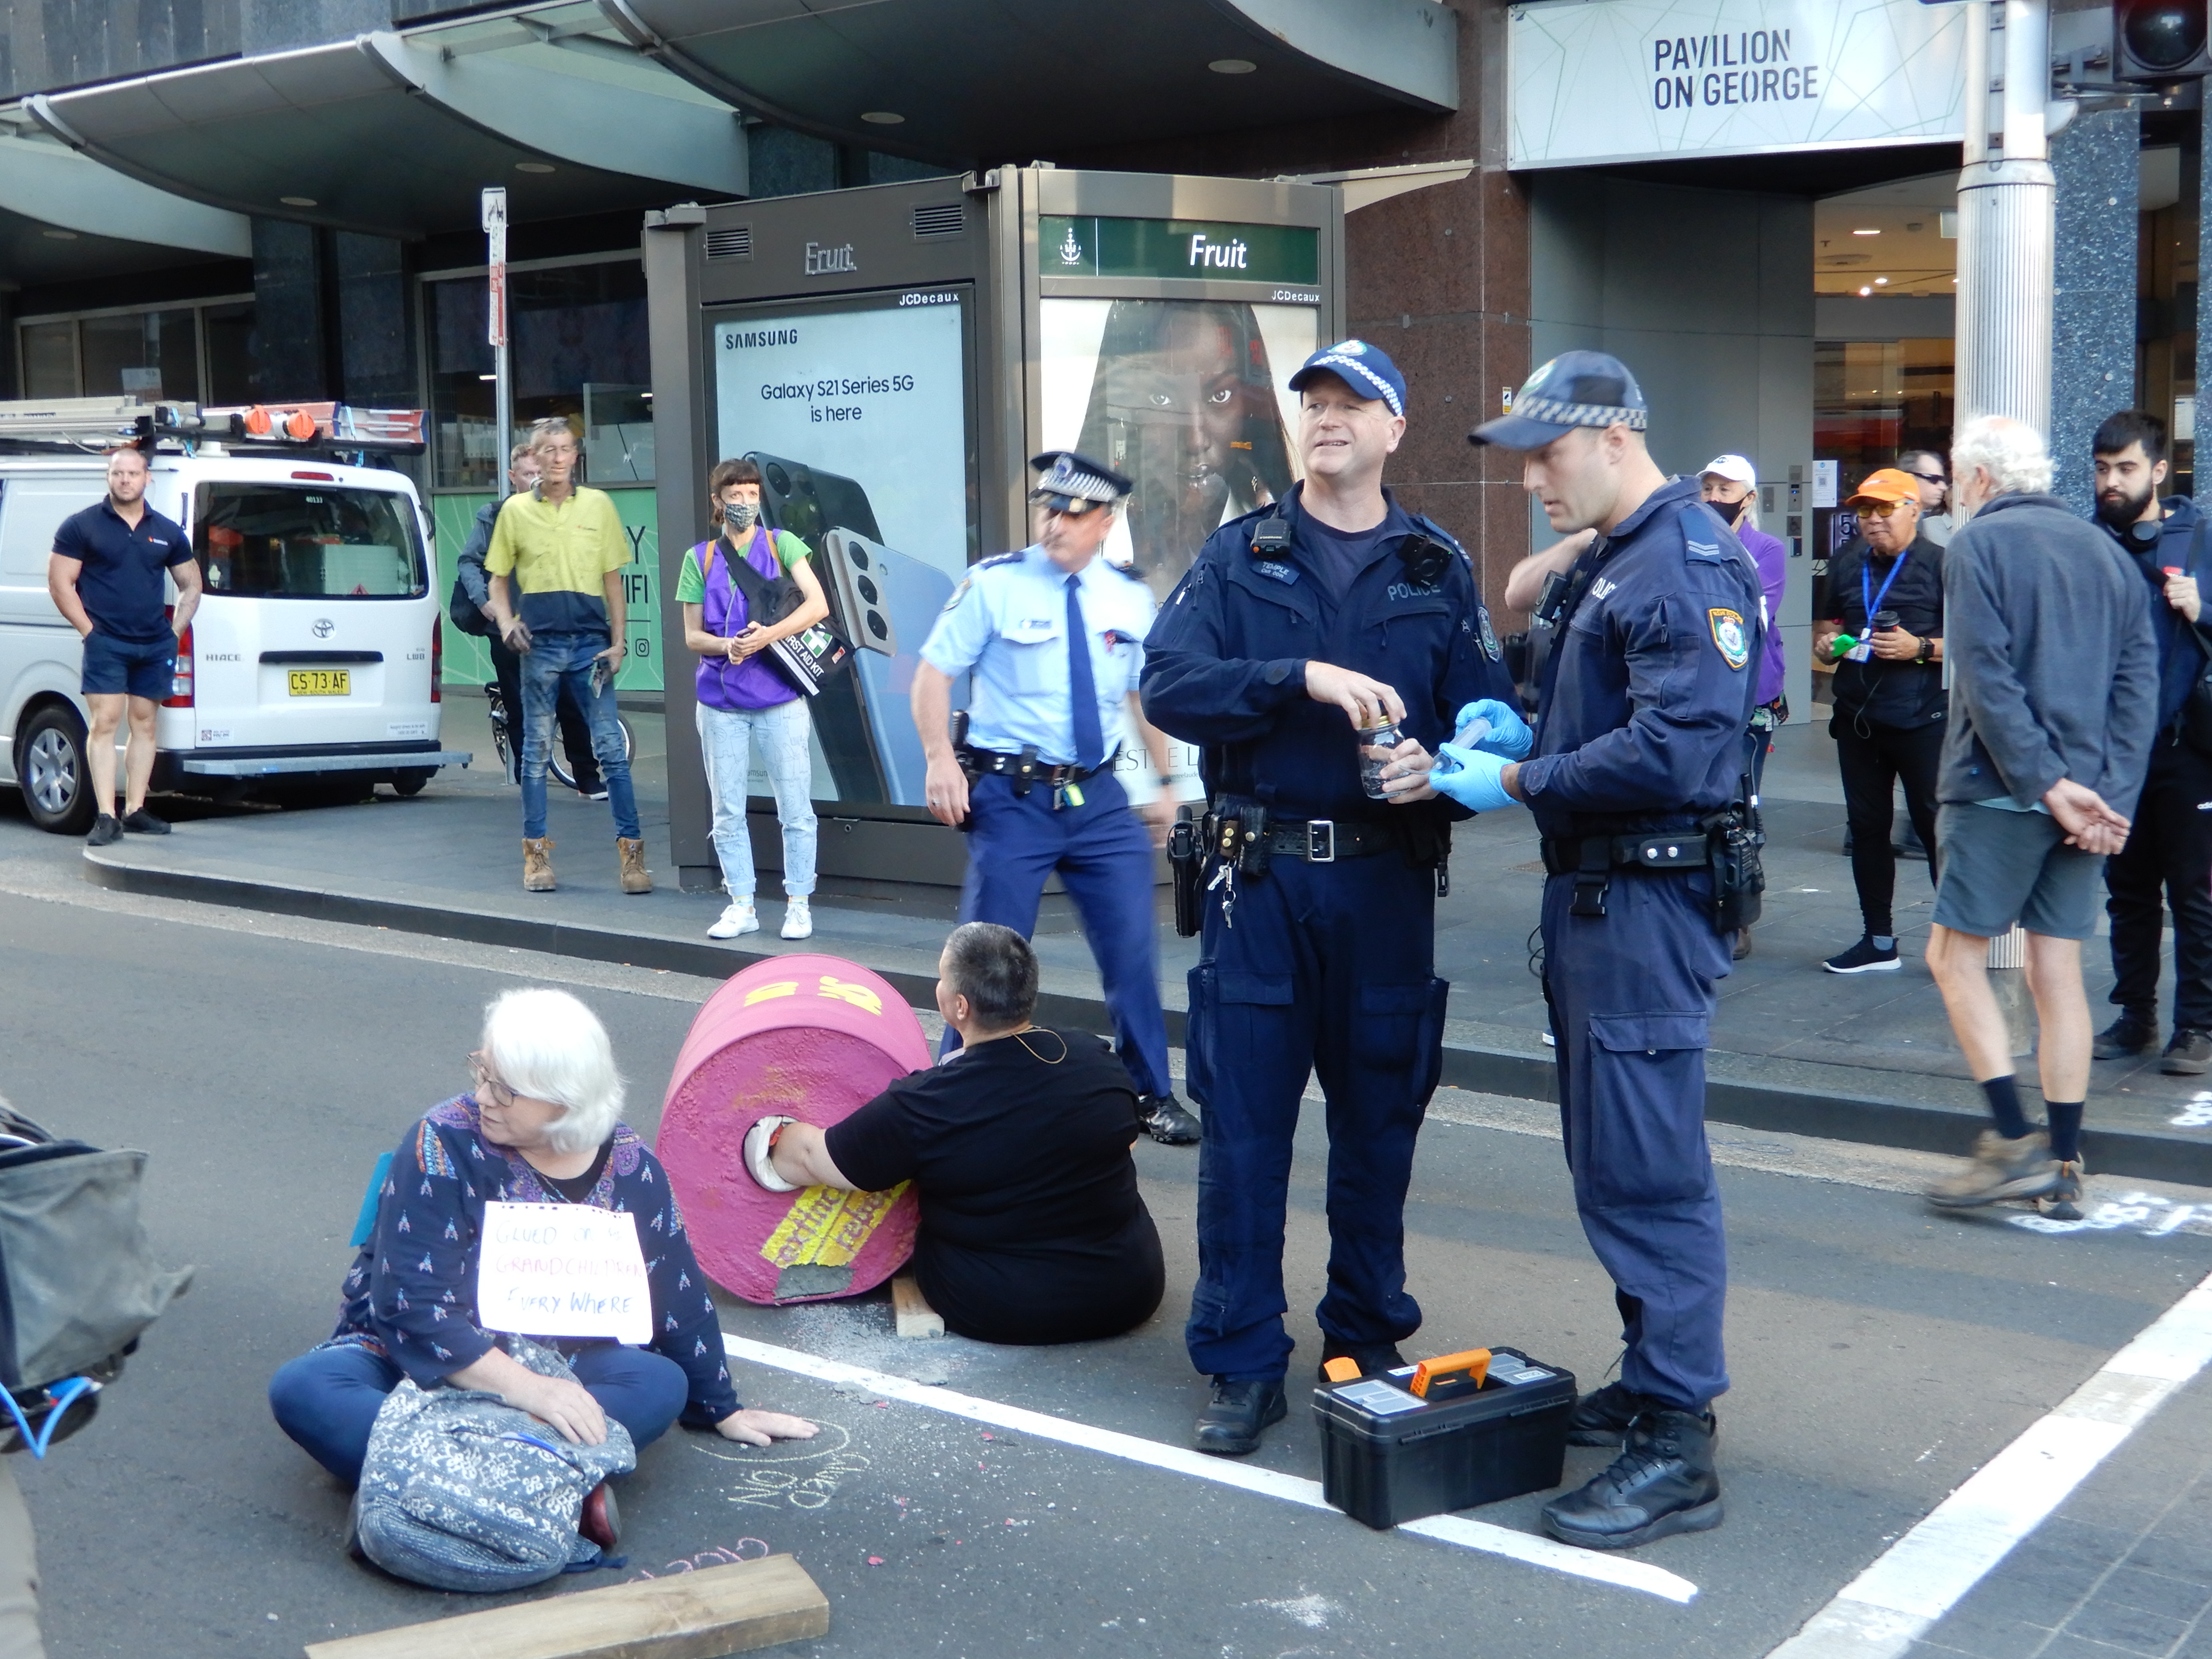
[1651,30,1818,111]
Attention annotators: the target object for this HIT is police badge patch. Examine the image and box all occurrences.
[1478,609,1501,662]
[942,577,971,612]
[1708,608,1749,670]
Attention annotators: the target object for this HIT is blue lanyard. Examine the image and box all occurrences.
[1862,543,1910,623]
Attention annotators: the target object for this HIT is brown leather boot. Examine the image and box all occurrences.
[523,836,555,892]
[617,836,652,895]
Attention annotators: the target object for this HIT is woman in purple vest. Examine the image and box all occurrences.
[678,458,830,940]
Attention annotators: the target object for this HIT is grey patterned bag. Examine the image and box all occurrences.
[352,1338,636,1592]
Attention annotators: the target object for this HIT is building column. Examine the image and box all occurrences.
[249,218,333,402]
[2049,105,2140,513]
[332,231,412,407]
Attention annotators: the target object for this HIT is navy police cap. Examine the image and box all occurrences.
[1028,450,1133,512]
[1470,351,1649,449]
[1287,339,1406,418]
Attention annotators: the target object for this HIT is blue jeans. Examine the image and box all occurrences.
[520,633,638,841]
[268,1342,689,1485]
[696,696,817,898]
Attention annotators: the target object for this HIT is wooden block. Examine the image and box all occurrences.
[892,1273,944,1339]
[303,1554,829,1659]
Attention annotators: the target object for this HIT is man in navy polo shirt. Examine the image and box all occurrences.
[48,446,201,845]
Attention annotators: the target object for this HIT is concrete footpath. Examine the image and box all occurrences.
[77,696,2212,1184]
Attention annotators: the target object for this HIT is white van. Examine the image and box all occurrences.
[0,428,469,833]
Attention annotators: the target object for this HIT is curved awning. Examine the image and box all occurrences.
[602,0,1458,163]
[0,119,250,286]
[22,4,747,240]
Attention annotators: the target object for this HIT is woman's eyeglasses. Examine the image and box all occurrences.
[467,1052,515,1111]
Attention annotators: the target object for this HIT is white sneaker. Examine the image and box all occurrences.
[708,899,759,940]
[781,897,813,940]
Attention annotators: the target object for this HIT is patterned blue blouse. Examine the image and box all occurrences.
[326,1095,739,1425]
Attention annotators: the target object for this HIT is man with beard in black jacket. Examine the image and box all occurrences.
[2088,410,2212,1076]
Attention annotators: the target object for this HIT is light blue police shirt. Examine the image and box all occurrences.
[919,544,1156,766]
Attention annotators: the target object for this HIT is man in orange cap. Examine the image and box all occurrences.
[1815,467,1947,974]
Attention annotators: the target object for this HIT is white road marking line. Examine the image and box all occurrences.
[721,1332,1697,1603]
[1765,1269,2212,1658]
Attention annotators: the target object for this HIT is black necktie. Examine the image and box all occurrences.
[1065,573,1103,770]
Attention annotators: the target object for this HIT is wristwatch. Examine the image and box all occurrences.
[1915,637,1933,664]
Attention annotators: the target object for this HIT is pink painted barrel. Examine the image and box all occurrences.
[659,954,930,1305]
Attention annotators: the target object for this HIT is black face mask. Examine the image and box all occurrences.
[1706,493,1750,527]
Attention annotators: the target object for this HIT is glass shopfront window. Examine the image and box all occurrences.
[424,258,651,490]
[18,298,254,403]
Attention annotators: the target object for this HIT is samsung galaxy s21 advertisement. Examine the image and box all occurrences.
[712,288,974,808]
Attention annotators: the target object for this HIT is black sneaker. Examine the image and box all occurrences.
[2093,1010,2157,1060]
[1541,1407,1723,1550]
[1317,1339,1406,1383]
[120,808,170,835]
[1137,1092,1200,1145]
[1824,935,1901,974]
[86,813,121,847]
[2163,1030,2212,1076]
[1566,1379,1662,1447]
[1193,1378,1286,1457]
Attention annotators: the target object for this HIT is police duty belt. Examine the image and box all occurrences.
[1208,810,1401,865]
[960,744,1117,795]
[1539,832,1714,877]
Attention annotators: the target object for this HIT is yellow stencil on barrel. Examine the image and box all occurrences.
[759,1182,911,1267]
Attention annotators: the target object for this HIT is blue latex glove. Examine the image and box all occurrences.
[1429,743,1524,813]
[1453,698,1533,760]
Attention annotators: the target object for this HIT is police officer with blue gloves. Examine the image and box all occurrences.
[1142,340,1514,1456]
[1441,351,1764,1549]
[913,452,1202,1146]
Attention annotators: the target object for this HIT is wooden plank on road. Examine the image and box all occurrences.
[893,1273,944,1338]
[303,1554,829,1659]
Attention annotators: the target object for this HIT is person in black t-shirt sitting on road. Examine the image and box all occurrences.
[745,923,1165,1346]
[1816,468,1947,975]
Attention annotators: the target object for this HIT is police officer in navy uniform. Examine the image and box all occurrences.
[1142,340,1515,1455]
[1436,351,1763,1549]
[913,451,1202,1146]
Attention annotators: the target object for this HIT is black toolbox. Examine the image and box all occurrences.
[1313,1347,1576,1529]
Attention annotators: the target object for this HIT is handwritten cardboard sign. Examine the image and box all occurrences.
[475,1201,651,1346]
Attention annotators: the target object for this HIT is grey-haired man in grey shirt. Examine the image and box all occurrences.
[1922,415,2157,1221]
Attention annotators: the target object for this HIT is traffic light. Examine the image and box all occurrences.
[2115,0,2212,81]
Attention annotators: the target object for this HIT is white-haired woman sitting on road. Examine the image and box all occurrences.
[269,987,815,1517]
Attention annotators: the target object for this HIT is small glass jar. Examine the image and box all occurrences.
[1359,722,1403,799]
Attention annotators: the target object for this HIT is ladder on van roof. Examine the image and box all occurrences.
[0,397,425,459]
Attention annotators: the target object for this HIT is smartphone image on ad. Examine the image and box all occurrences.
[820,528,955,804]
[749,454,960,805]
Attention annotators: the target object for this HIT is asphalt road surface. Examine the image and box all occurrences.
[6,849,2212,1659]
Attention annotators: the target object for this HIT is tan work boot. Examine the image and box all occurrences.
[1926,1128,2061,1210]
[617,836,652,895]
[523,836,555,892]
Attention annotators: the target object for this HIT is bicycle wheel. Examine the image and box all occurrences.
[550,717,630,793]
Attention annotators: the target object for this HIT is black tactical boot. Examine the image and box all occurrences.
[1137,1092,1201,1145]
[1541,1407,1723,1549]
[1193,1378,1286,1457]
[1566,1380,1665,1447]
[1317,1339,1406,1382]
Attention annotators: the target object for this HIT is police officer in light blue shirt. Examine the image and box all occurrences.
[912,451,1200,1146]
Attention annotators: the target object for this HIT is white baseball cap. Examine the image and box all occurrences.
[1698,453,1758,487]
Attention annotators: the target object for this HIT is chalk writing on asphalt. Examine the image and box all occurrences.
[698,1420,870,1512]
[629,1538,771,1581]
[2011,1190,2212,1238]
